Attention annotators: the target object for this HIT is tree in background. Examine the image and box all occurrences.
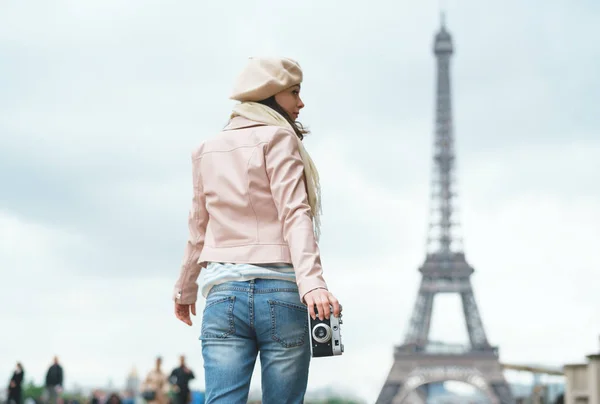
[22,381,44,402]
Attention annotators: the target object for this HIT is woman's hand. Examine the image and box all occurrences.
[175,303,196,326]
[304,288,341,320]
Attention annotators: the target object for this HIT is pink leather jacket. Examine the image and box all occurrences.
[173,116,327,304]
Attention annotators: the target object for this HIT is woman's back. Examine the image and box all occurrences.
[182,115,326,302]
[198,117,283,250]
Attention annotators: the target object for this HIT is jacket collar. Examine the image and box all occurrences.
[223,116,267,131]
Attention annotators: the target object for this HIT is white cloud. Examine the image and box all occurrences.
[0,211,89,273]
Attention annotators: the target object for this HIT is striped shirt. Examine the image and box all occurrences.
[199,262,296,297]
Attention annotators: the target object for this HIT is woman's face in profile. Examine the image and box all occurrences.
[274,84,304,121]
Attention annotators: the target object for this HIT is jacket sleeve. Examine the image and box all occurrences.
[265,128,328,302]
[173,153,209,304]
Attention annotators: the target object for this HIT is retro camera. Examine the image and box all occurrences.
[308,305,344,357]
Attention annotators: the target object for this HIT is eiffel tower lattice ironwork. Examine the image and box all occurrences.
[375,15,515,404]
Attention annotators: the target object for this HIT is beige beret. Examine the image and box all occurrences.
[230,57,303,102]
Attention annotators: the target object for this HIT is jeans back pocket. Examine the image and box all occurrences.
[201,296,236,339]
[268,300,309,348]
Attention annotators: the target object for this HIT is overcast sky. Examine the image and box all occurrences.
[1,0,599,402]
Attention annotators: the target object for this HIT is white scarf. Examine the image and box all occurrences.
[231,102,322,241]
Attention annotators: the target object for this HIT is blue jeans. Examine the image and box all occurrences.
[200,279,311,404]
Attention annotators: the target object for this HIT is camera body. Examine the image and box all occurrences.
[308,306,344,357]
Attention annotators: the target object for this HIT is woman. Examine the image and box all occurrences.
[8,363,24,404]
[172,57,341,403]
[141,357,169,404]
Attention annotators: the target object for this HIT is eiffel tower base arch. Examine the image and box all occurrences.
[376,349,515,404]
[395,369,498,404]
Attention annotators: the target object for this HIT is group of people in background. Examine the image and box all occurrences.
[142,356,195,404]
[7,357,63,404]
[5,355,194,404]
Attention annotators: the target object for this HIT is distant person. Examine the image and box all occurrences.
[105,393,122,404]
[169,356,195,404]
[172,56,342,403]
[8,362,25,404]
[45,357,63,404]
[90,390,101,404]
[141,357,169,404]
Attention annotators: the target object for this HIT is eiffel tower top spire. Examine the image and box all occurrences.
[426,14,463,257]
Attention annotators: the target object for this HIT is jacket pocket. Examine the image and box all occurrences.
[268,299,309,348]
[200,296,236,339]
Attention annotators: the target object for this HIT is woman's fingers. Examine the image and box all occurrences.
[315,296,327,320]
[305,294,317,320]
[328,293,341,318]
[175,303,193,326]
[304,288,341,320]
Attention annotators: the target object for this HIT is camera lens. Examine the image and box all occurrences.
[315,327,327,339]
[312,324,332,344]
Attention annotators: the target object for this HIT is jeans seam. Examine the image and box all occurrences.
[255,288,298,294]
[249,283,255,329]
[210,286,250,293]
[205,296,231,309]
[210,287,297,293]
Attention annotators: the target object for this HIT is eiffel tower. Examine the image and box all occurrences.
[375,15,515,404]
